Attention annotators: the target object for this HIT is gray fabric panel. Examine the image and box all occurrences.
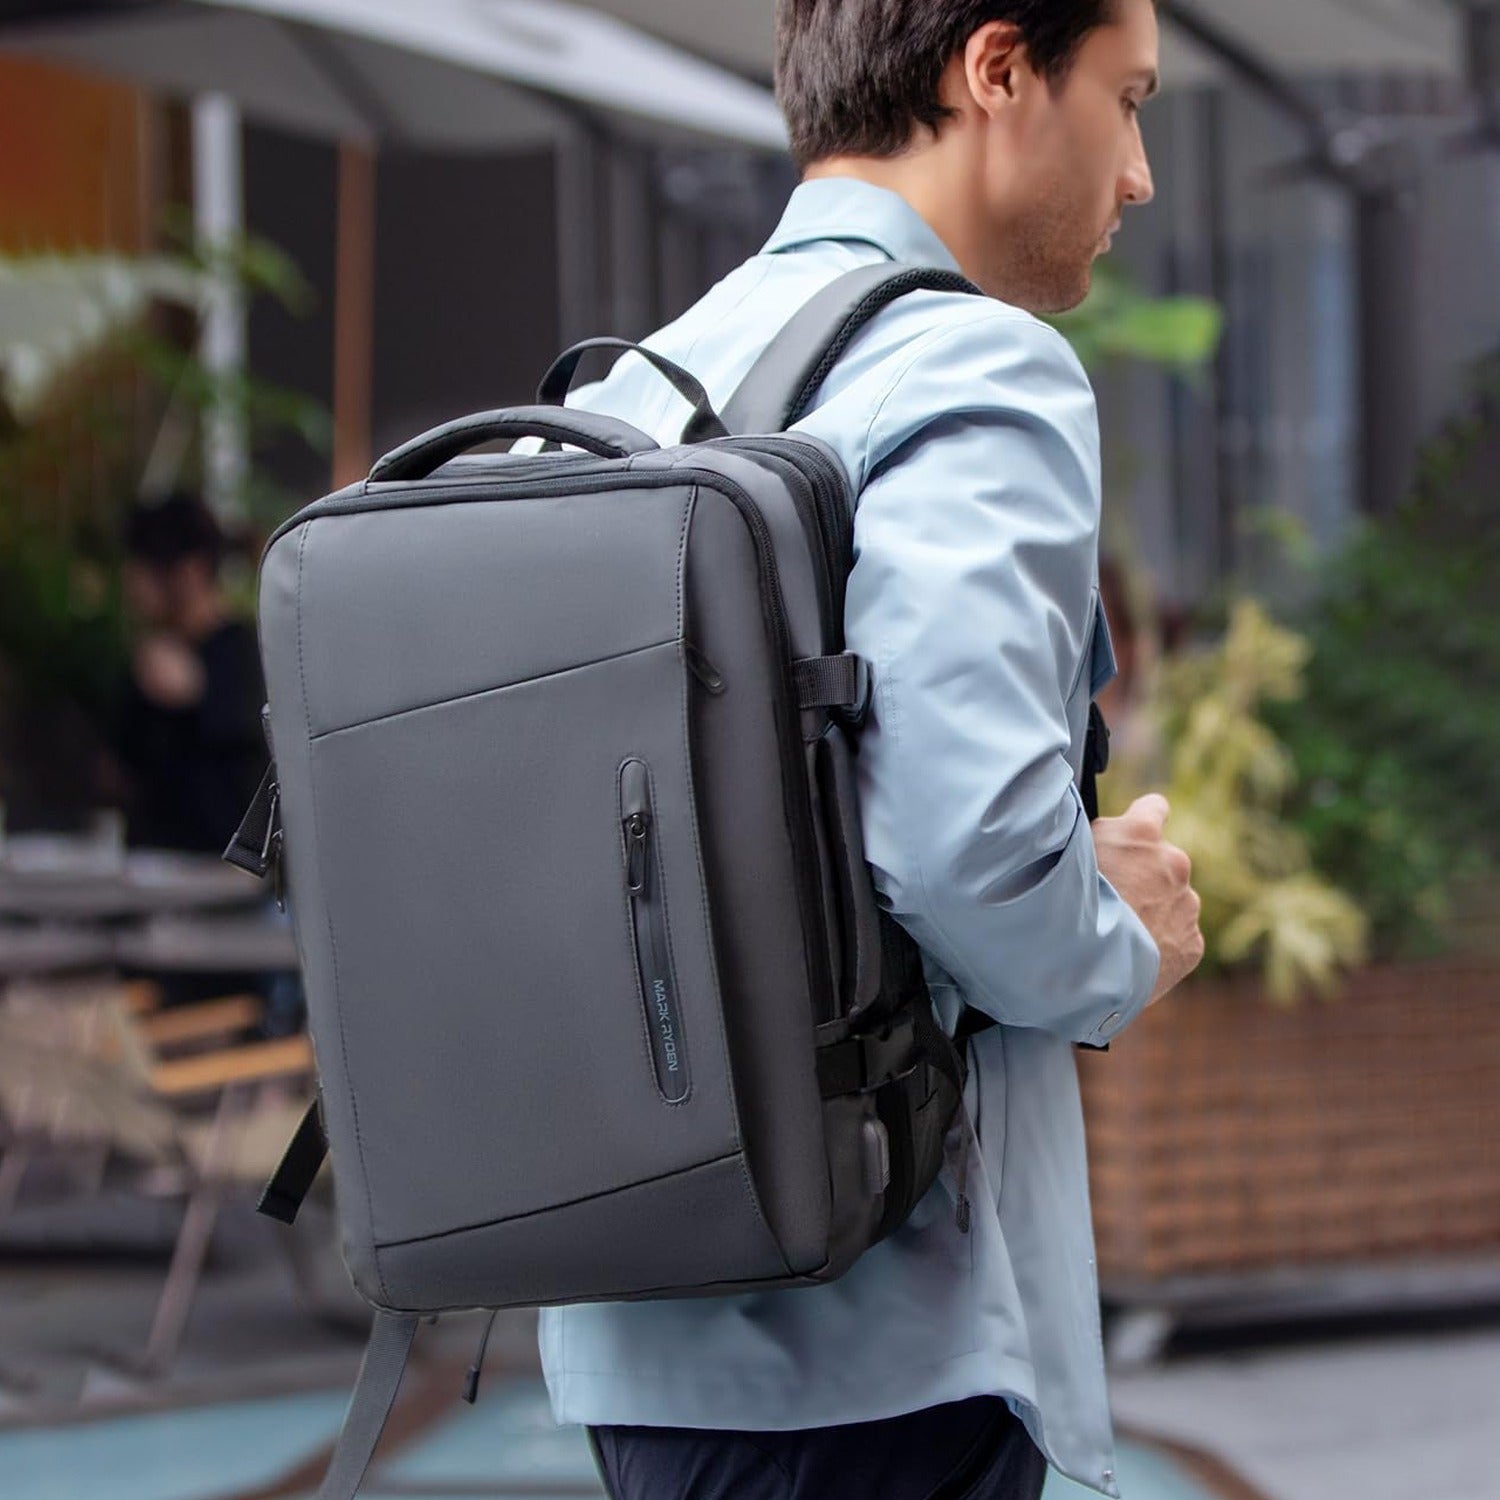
[308,637,737,1247]
[666,447,826,662]
[293,487,692,736]
[259,523,382,1301]
[374,1151,788,1310]
[817,723,882,1016]
[817,1093,887,1281]
[804,738,844,1008]
[683,491,830,1275]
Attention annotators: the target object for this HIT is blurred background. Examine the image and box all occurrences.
[0,2,1495,1498]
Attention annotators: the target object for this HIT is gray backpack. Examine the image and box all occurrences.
[226,265,1000,1499]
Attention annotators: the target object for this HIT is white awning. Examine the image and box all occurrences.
[0,0,788,150]
[567,0,1465,91]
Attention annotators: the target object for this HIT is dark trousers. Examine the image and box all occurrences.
[588,1396,1048,1500]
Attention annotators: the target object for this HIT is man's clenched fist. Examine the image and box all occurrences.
[1091,794,1204,1004]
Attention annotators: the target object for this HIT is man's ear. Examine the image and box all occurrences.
[964,21,1030,118]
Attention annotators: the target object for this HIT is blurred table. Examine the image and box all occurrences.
[115,913,299,973]
[0,840,263,922]
[0,925,118,980]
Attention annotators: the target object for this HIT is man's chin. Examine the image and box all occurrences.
[1031,266,1093,316]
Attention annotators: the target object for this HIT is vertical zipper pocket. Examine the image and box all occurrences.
[620,759,691,1103]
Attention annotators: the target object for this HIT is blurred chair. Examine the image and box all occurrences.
[0,976,325,1378]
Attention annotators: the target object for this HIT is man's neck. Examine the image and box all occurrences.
[802,155,987,291]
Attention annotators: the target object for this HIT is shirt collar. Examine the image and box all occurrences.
[760,177,963,275]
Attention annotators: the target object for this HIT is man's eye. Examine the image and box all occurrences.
[1123,98,1140,117]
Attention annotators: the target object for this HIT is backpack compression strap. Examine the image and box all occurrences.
[317,1310,422,1500]
[720,262,982,435]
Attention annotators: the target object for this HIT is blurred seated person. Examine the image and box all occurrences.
[103,493,290,1020]
[111,492,265,855]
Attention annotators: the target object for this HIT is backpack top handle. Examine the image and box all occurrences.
[538,337,730,445]
[367,405,658,485]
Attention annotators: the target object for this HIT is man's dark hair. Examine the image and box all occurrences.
[776,0,1122,170]
[124,491,224,571]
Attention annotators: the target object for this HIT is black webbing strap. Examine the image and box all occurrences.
[793,653,868,718]
[223,762,280,879]
[1081,702,1111,823]
[954,1006,996,1045]
[257,1098,328,1225]
[815,1015,917,1098]
[318,1311,422,1500]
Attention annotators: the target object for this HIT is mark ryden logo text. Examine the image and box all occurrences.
[653,978,680,1073]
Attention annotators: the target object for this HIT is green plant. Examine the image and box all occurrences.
[1103,598,1369,1002]
[1265,347,1500,957]
[1049,261,1223,374]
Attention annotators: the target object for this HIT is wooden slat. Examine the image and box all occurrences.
[150,1036,313,1098]
[120,979,165,1016]
[137,995,262,1048]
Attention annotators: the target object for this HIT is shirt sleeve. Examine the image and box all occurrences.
[844,311,1159,1045]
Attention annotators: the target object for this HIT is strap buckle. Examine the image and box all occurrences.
[836,653,872,729]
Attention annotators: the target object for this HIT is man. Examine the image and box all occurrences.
[542,3,1204,1496]
[112,491,266,856]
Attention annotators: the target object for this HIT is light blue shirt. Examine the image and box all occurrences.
[538,178,1160,1498]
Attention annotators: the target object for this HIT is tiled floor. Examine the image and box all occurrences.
[0,1391,353,1500]
[0,1375,1220,1500]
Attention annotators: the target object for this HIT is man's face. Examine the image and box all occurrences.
[123,559,172,628]
[122,555,210,631]
[984,0,1158,312]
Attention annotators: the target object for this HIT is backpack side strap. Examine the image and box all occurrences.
[257,1097,328,1225]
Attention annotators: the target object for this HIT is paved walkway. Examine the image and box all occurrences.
[7,1199,1495,1498]
[2,1374,1219,1500]
[0,1200,1220,1500]
[1108,1321,1500,1500]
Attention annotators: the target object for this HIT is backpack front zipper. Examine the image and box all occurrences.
[620,759,690,1103]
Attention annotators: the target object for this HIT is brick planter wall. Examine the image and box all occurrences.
[1078,961,1500,1281]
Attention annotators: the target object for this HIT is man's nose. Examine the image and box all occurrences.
[1122,141,1155,207]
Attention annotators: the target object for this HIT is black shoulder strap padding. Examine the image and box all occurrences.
[318,1311,422,1500]
[721,263,983,435]
[257,1097,328,1225]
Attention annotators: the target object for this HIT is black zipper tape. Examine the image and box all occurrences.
[621,759,690,1103]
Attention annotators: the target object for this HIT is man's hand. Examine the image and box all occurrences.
[1092,794,1204,1004]
[133,634,205,710]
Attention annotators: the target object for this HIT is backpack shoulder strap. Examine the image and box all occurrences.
[318,1311,422,1500]
[721,262,982,435]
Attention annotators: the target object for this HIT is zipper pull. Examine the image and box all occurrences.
[461,1310,498,1405]
[625,812,650,896]
[262,781,286,911]
[685,642,725,694]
